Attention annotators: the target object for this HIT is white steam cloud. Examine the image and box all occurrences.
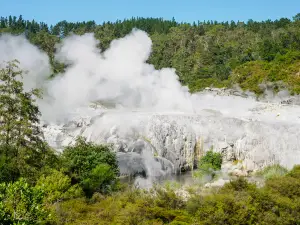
[0,34,51,92]
[41,30,193,121]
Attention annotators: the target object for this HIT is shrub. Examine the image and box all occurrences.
[256,164,288,179]
[82,163,119,197]
[0,178,49,224]
[36,169,83,205]
[265,176,300,198]
[287,165,300,179]
[52,167,300,225]
[194,149,222,180]
[62,137,119,197]
[199,149,222,171]
[221,177,256,192]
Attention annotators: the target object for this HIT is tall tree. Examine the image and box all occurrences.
[0,60,53,183]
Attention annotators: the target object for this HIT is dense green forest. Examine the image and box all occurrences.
[1,14,300,94]
[2,15,300,224]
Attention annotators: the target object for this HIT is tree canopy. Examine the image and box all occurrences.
[1,14,300,94]
[62,137,119,197]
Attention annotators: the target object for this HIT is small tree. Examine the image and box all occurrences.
[194,148,222,180]
[0,60,44,150]
[62,137,119,197]
[199,149,222,171]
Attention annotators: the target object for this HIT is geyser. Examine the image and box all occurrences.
[40,30,193,122]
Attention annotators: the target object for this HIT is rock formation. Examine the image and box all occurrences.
[42,90,300,180]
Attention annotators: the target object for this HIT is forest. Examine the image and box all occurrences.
[1,15,300,224]
[1,14,300,94]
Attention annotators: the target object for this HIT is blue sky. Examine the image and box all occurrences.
[0,0,299,25]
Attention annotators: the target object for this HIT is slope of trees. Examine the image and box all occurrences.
[1,14,300,94]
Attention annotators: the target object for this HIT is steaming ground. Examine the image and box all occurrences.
[1,30,300,187]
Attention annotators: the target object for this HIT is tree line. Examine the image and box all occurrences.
[1,14,300,94]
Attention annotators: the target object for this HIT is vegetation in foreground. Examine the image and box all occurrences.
[1,61,300,224]
[1,14,300,94]
[52,166,300,225]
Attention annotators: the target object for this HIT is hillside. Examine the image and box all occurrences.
[1,14,300,94]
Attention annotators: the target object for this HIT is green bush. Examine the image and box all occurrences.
[82,163,119,197]
[199,149,223,171]
[221,177,256,192]
[36,169,83,205]
[0,178,49,224]
[62,137,119,197]
[194,149,222,180]
[256,164,288,179]
[287,165,300,179]
[266,176,300,198]
[51,167,300,225]
[231,51,300,94]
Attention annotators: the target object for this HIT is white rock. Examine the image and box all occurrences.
[205,179,229,188]
[243,159,256,172]
[175,189,191,201]
[41,90,300,176]
[231,169,248,177]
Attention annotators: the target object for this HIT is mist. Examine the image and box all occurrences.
[0,34,51,92]
[41,30,193,122]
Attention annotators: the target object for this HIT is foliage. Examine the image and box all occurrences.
[52,171,300,225]
[0,178,49,224]
[52,188,190,225]
[61,137,119,197]
[0,60,44,151]
[36,170,83,205]
[222,177,257,192]
[256,164,288,179]
[0,60,58,183]
[231,51,300,94]
[194,149,222,180]
[287,165,300,179]
[199,149,223,171]
[2,14,300,93]
[265,165,300,199]
[81,164,119,197]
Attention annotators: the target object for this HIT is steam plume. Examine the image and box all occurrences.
[42,30,193,121]
[0,34,51,92]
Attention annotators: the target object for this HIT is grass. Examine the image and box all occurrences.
[256,164,288,180]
